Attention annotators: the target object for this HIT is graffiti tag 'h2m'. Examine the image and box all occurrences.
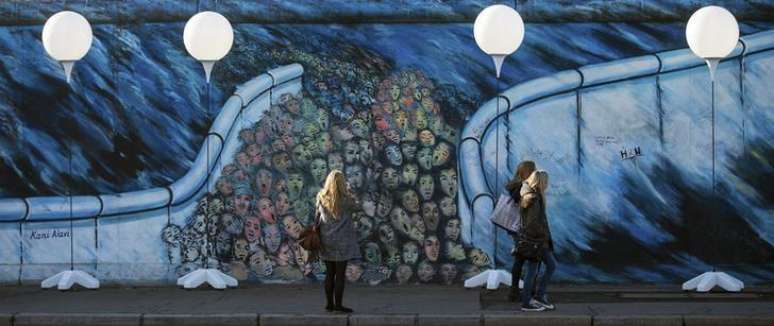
[620,146,642,160]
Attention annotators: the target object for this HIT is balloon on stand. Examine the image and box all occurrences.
[183,11,234,83]
[473,4,525,78]
[41,11,93,83]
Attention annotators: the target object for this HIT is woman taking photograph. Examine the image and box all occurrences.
[316,170,361,313]
[511,161,557,312]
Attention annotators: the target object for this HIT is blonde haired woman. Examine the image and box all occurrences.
[518,166,555,311]
[317,170,360,313]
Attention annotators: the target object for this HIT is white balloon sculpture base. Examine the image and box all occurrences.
[41,270,100,290]
[464,269,523,290]
[177,268,238,290]
[682,271,744,292]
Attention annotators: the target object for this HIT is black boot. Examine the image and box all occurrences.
[508,288,519,302]
[333,305,354,313]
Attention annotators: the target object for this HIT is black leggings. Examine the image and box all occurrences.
[324,260,347,307]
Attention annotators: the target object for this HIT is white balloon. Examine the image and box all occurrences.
[183,11,234,62]
[686,6,739,59]
[473,4,524,56]
[41,11,93,62]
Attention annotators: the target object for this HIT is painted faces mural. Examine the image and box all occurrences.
[164,47,487,284]
[2,3,772,287]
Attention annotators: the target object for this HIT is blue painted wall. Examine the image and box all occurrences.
[0,0,771,285]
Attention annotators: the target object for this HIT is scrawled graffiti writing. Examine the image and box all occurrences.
[29,229,70,240]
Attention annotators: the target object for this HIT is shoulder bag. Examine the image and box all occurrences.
[299,205,323,251]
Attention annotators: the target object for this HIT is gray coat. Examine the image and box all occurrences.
[318,199,362,262]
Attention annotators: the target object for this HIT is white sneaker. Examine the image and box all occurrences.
[532,297,555,310]
[521,302,546,312]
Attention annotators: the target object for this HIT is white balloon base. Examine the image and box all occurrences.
[177,268,238,290]
[41,270,100,290]
[682,271,744,292]
[464,269,523,290]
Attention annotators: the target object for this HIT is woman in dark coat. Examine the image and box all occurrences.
[517,165,556,311]
[505,161,533,304]
[316,170,361,313]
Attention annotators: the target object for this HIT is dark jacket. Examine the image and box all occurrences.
[505,178,521,202]
[519,189,553,250]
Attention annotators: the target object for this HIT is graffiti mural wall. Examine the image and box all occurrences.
[163,46,488,284]
[0,1,772,285]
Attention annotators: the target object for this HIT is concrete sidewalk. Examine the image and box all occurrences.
[0,284,772,325]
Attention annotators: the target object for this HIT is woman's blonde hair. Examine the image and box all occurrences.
[317,170,347,220]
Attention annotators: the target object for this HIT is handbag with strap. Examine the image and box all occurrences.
[298,205,323,251]
[490,194,520,233]
[515,238,543,261]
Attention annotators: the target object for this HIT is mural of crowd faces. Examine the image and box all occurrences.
[346,263,364,282]
[290,243,312,274]
[401,163,419,186]
[433,142,453,168]
[275,193,290,216]
[424,236,441,262]
[440,263,458,285]
[390,207,418,240]
[376,191,393,220]
[468,248,490,267]
[164,52,490,283]
[378,223,398,249]
[356,216,374,241]
[234,238,250,261]
[257,198,276,224]
[444,218,461,242]
[381,167,400,190]
[361,193,377,217]
[364,242,382,265]
[445,241,466,261]
[396,264,413,284]
[293,144,311,167]
[264,224,283,254]
[328,153,344,173]
[439,196,456,217]
[282,215,304,239]
[421,202,440,232]
[359,139,373,164]
[244,217,262,243]
[438,168,457,197]
[401,189,420,213]
[385,144,403,166]
[276,242,293,267]
[216,178,233,196]
[346,164,365,190]
[418,174,435,201]
[417,147,433,171]
[233,191,252,217]
[221,213,243,236]
[344,141,360,164]
[402,241,419,264]
[250,248,273,277]
[287,173,305,200]
[310,158,328,184]
[417,260,436,282]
